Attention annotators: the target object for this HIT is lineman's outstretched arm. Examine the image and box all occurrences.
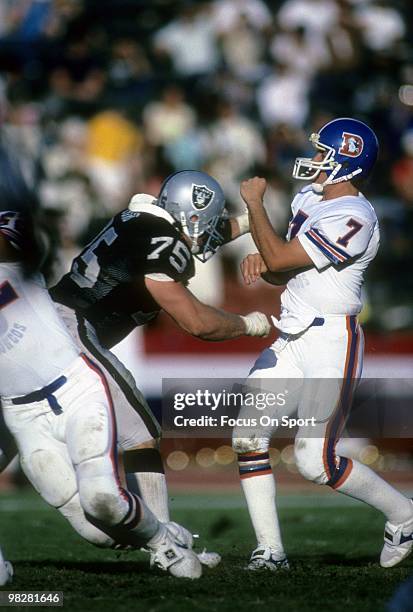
[145,277,271,340]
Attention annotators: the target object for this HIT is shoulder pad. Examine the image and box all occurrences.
[127,202,176,226]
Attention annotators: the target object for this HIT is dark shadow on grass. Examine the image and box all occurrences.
[15,560,151,574]
[304,554,380,566]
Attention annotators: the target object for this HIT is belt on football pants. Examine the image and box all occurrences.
[11,376,67,415]
[312,317,325,326]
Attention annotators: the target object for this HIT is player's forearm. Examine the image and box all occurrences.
[248,202,290,272]
[191,306,246,341]
[177,304,271,341]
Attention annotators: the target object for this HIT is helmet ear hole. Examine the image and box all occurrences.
[190,214,199,222]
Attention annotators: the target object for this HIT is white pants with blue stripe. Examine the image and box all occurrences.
[233,315,363,488]
[2,355,140,546]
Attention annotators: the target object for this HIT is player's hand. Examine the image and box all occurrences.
[240,177,267,208]
[241,253,268,285]
[241,311,272,337]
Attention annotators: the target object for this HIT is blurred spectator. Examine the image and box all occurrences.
[354,0,405,54]
[212,0,272,34]
[277,0,339,35]
[270,26,328,78]
[257,62,310,128]
[392,130,413,207]
[108,38,152,88]
[153,3,219,77]
[325,0,363,71]
[205,99,266,207]
[86,109,143,213]
[164,128,206,171]
[143,85,196,147]
[219,14,266,82]
[1,99,42,187]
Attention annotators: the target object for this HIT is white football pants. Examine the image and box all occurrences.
[2,354,141,547]
[233,315,363,488]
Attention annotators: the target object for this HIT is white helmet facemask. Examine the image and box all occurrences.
[293,133,362,192]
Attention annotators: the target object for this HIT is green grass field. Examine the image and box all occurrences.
[0,489,411,611]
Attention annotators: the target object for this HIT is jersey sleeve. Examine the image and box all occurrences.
[298,213,374,269]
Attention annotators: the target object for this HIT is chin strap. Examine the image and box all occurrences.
[313,166,363,193]
[179,211,200,254]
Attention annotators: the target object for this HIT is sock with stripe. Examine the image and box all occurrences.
[124,448,170,523]
[335,459,413,524]
[90,490,161,548]
[238,452,285,555]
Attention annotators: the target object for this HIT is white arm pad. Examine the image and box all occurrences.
[241,312,272,337]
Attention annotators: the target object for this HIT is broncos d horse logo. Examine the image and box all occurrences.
[339,132,364,157]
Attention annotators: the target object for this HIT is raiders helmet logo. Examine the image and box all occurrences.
[192,184,214,210]
[339,132,364,157]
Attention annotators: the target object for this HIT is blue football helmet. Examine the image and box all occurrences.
[293,118,379,189]
[157,170,227,262]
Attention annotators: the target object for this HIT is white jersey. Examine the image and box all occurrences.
[0,263,79,397]
[276,185,379,334]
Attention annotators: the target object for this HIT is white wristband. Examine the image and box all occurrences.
[235,212,250,236]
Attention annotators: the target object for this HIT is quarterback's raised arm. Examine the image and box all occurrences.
[240,177,313,273]
[145,277,271,340]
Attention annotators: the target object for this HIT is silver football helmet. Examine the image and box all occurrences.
[157,170,227,261]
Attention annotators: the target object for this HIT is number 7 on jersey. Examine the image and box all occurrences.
[337,218,363,247]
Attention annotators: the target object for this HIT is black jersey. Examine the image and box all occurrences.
[50,205,195,348]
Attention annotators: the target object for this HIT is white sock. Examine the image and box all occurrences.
[240,470,285,556]
[336,459,413,524]
[131,496,160,542]
[126,472,170,523]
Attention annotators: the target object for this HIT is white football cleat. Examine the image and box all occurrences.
[166,521,194,549]
[147,524,202,579]
[0,548,13,586]
[197,549,222,568]
[246,546,289,571]
[166,522,221,568]
[380,505,413,568]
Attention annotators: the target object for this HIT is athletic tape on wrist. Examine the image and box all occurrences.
[235,212,250,236]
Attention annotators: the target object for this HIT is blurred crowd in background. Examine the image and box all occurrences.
[0,0,412,331]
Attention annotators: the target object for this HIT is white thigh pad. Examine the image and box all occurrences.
[66,402,113,465]
[21,448,77,508]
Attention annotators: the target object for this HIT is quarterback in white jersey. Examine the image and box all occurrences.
[280,185,379,332]
[0,198,202,579]
[232,118,413,571]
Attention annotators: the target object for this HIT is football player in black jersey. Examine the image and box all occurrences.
[49,170,271,562]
